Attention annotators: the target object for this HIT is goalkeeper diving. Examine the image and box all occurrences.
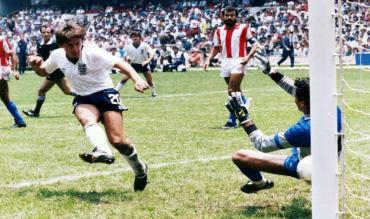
[228,49,342,193]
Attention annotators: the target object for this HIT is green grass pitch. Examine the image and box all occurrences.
[0,68,368,218]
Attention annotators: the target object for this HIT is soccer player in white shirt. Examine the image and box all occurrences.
[29,23,149,191]
[115,32,157,97]
[203,6,259,129]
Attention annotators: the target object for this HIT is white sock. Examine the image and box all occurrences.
[123,147,145,176]
[84,124,112,155]
[115,81,126,91]
[253,177,267,186]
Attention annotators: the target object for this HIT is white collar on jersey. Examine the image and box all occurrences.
[40,38,54,45]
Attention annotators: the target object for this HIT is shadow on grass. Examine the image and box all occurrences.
[237,197,311,218]
[36,188,133,204]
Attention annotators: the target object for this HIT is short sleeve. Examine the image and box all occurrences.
[212,28,221,46]
[41,50,59,73]
[90,46,120,69]
[2,39,11,53]
[146,44,154,56]
[246,28,254,40]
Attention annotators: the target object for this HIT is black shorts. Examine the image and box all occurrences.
[46,69,65,81]
[131,63,150,74]
[72,88,125,113]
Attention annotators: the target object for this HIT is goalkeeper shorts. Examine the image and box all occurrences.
[283,147,300,178]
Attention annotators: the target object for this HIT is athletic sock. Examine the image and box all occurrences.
[238,166,267,185]
[84,124,112,155]
[34,96,45,114]
[115,81,126,91]
[6,101,25,125]
[123,147,145,176]
[228,112,236,124]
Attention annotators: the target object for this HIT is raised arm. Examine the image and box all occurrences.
[254,49,296,97]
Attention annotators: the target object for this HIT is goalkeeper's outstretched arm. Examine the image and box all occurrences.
[269,71,296,97]
[240,120,292,153]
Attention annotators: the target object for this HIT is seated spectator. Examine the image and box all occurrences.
[170,46,187,72]
[188,48,204,67]
[159,44,173,72]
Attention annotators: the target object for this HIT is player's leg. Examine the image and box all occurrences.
[56,78,75,96]
[74,104,115,164]
[223,77,237,128]
[232,149,287,193]
[115,76,130,91]
[289,50,295,68]
[102,111,148,191]
[228,73,250,110]
[23,79,55,117]
[0,80,26,127]
[143,70,156,97]
[225,73,249,129]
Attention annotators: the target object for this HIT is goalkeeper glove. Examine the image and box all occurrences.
[254,48,271,75]
[225,92,250,124]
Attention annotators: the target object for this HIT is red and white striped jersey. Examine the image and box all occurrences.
[0,37,12,67]
[213,23,254,59]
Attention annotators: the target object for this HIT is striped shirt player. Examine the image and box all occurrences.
[0,35,26,128]
[203,6,259,129]
[212,22,255,77]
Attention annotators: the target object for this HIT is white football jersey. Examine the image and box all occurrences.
[125,42,154,64]
[42,44,119,96]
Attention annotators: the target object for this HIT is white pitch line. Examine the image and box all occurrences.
[3,136,369,189]
[2,155,230,189]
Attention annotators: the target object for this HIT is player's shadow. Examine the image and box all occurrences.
[238,197,311,218]
[36,188,133,204]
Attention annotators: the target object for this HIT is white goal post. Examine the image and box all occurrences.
[308,0,339,218]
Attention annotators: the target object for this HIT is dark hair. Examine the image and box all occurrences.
[130,31,141,38]
[55,23,86,46]
[222,6,238,17]
[40,25,53,34]
[294,78,310,107]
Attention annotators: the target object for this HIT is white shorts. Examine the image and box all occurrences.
[220,58,246,78]
[0,66,11,81]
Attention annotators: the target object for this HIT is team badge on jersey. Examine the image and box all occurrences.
[78,63,87,75]
[141,49,144,54]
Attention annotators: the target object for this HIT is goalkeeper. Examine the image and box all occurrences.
[227,50,342,193]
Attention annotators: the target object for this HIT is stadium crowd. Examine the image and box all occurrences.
[0,0,369,72]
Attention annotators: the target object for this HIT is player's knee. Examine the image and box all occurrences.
[38,88,47,96]
[232,150,252,165]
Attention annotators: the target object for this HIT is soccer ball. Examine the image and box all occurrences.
[297,155,312,182]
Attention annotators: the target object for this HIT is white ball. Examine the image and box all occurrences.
[297,155,312,182]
